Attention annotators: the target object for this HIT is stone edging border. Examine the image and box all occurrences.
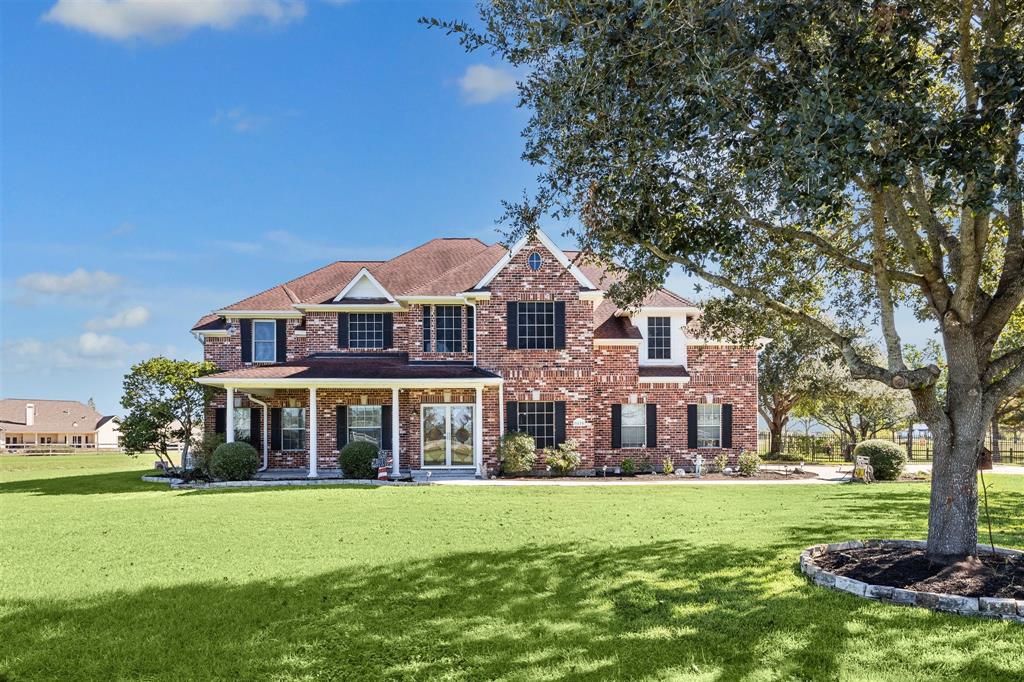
[800,540,1024,623]
[140,475,423,489]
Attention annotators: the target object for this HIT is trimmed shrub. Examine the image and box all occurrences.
[620,458,636,474]
[855,439,907,481]
[339,441,379,480]
[638,455,653,473]
[737,451,761,476]
[662,458,674,475]
[209,441,260,481]
[713,452,729,473]
[544,439,581,475]
[499,431,537,474]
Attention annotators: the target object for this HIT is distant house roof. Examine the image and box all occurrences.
[0,399,113,434]
[192,233,697,330]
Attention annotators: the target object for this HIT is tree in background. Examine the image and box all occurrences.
[120,357,217,470]
[813,379,915,445]
[87,397,96,412]
[433,1,1024,562]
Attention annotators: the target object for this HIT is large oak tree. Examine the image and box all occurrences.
[431,0,1024,560]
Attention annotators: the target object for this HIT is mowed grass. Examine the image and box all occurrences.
[1,455,1023,681]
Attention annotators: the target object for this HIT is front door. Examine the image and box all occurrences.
[421,404,475,467]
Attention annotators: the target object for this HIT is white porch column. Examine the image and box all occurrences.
[225,387,235,443]
[308,387,318,478]
[474,386,484,477]
[391,387,401,478]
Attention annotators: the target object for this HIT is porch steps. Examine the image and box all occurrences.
[409,469,479,483]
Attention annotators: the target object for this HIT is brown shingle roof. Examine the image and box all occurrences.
[221,261,380,311]
[565,251,695,308]
[191,314,227,332]
[203,354,500,381]
[0,399,111,434]
[593,300,643,340]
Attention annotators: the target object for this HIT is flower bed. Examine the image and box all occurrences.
[800,540,1024,622]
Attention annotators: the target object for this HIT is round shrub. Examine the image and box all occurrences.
[339,441,379,480]
[713,452,729,473]
[620,458,636,474]
[209,441,260,481]
[854,439,907,481]
[499,431,537,474]
[545,439,581,475]
[737,451,761,476]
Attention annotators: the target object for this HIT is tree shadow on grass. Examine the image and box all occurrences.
[3,542,1021,681]
[0,470,166,496]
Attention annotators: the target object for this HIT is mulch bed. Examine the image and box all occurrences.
[501,470,818,481]
[815,545,1024,599]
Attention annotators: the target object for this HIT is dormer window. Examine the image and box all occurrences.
[647,317,671,360]
[253,320,277,362]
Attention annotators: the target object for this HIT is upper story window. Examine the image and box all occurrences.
[697,404,722,448]
[647,317,671,360]
[527,252,542,271]
[435,306,463,352]
[517,302,556,349]
[349,313,384,349]
[620,404,647,448]
[347,405,382,447]
[253,320,277,362]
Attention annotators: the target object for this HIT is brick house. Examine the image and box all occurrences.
[192,229,758,479]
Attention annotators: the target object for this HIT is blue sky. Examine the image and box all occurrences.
[0,0,937,417]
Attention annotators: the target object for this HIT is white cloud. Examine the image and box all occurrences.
[16,268,122,296]
[3,333,152,372]
[212,107,268,134]
[458,64,517,104]
[86,305,151,330]
[43,0,306,42]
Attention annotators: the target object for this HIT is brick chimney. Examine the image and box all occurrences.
[26,403,35,426]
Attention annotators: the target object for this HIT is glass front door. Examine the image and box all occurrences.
[421,404,475,467]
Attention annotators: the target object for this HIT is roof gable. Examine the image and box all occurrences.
[474,229,596,290]
[334,268,395,302]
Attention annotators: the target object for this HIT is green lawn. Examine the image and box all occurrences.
[1,455,1022,681]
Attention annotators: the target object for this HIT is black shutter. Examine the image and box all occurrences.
[554,301,566,349]
[554,401,566,446]
[240,320,252,363]
[646,404,657,448]
[338,313,349,349]
[214,408,226,436]
[271,408,282,449]
[250,408,261,450]
[336,406,347,449]
[382,313,394,349]
[722,404,733,448]
[506,401,518,433]
[687,404,698,449]
[506,302,518,349]
[611,404,622,449]
[275,320,287,362]
[381,405,392,451]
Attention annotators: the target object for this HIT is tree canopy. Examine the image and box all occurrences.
[431,0,1024,560]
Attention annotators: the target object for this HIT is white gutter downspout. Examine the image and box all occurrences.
[247,394,270,472]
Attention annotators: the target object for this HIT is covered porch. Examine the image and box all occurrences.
[196,354,504,480]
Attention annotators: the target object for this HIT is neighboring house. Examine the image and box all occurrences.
[0,399,121,449]
[192,229,758,478]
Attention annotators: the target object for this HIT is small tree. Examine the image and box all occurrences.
[120,357,218,470]
[814,379,915,444]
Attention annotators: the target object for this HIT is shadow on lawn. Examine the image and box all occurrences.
[3,541,1020,681]
[0,470,166,496]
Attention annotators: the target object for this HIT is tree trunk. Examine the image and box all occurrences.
[990,419,1000,459]
[924,394,990,563]
[769,426,783,454]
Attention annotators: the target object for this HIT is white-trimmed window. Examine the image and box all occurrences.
[697,404,722,448]
[282,408,305,451]
[349,313,384,349]
[435,305,463,352]
[253,320,276,362]
[621,404,647,448]
[347,405,382,447]
[517,302,556,349]
[647,317,671,360]
[234,407,251,443]
[516,402,556,449]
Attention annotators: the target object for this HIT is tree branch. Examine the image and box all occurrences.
[870,192,908,372]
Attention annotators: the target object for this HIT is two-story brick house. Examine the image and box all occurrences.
[192,229,758,479]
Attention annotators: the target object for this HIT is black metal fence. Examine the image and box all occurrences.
[757,431,1024,465]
